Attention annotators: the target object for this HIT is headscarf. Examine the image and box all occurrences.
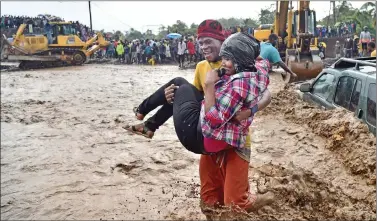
[219,32,260,72]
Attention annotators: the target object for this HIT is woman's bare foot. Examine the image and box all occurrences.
[247,192,275,213]
[133,107,145,120]
[135,113,144,121]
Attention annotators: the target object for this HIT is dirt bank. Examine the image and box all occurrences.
[1,65,375,220]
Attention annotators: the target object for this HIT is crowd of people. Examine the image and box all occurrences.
[318,26,375,59]
[0,15,94,42]
[97,37,204,68]
[99,25,256,67]
[316,21,358,38]
[2,13,374,65]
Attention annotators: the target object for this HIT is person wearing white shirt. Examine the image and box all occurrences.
[177,38,186,68]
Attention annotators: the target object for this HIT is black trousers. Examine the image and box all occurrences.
[178,54,185,67]
[137,77,205,154]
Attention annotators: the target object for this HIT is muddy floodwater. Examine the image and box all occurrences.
[1,64,375,220]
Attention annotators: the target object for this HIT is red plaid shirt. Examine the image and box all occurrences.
[200,60,270,148]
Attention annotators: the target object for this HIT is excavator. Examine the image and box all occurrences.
[254,1,323,81]
[1,21,109,69]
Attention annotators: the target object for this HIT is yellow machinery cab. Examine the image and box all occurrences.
[49,22,86,48]
[254,24,273,42]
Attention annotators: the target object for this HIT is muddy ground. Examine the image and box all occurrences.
[1,64,375,220]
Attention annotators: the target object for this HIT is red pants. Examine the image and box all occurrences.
[199,149,256,212]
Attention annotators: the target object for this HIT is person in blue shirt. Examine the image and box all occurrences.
[44,21,53,44]
[258,34,297,82]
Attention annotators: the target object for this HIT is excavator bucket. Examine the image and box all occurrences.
[286,48,323,82]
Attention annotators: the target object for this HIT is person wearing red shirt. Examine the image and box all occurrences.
[187,38,196,63]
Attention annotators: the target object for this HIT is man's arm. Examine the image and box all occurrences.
[256,89,271,111]
[232,89,271,122]
[204,78,248,128]
[266,46,297,79]
[278,60,296,78]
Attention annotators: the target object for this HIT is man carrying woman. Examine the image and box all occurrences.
[125,20,274,219]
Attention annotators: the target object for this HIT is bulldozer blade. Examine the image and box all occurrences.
[288,60,323,83]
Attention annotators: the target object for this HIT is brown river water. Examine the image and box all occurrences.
[1,64,375,220]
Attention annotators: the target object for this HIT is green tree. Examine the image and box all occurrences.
[317,1,376,35]
[157,25,168,39]
[242,18,259,28]
[143,29,156,40]
[113,30,124,41]
[360,2,376,25]
[170,20,188,35]
[218,17,243,28]
[125,28,143,40]
[258,4,275,24]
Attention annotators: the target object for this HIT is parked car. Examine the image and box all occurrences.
[298,57,376,135]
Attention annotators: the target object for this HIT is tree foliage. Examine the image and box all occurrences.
[317,1,376,35]
[105,1,376,41]
[259,4,275,24]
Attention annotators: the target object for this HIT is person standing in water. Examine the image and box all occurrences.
[125,20,275,219]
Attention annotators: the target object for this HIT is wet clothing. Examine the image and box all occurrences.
[137,77,205,154]
[173,83,206,153]
[193,60,251,162]
[259,42,281,64]
[219,33,260,72]
[136,60,268,154]
[200,148,257,211]
[201,60,270,149]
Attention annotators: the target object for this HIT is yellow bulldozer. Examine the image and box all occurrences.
[1,22,109,69]
[254,1,323,81]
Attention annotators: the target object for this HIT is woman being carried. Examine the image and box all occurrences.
[125,32,270,155]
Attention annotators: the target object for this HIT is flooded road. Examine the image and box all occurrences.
[1,64,375,220]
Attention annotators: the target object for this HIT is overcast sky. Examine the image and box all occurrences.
[1,1,370,33]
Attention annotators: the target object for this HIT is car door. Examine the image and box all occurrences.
[333,74,364,114]
[364,79,376,135]
[304,72,336,109]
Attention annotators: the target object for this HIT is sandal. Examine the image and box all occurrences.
[123,124,154,139]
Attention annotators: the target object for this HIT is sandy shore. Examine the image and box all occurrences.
[1,64,375,220]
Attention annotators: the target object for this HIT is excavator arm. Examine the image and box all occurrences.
[285,0,323,82]
[274,1,289,39]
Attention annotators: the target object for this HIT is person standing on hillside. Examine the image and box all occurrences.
[360,26,371,56]
[344,35,353,58]
[335,41,341,59]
